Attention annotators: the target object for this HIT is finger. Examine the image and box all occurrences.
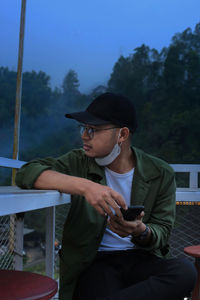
[108,221,129,237]
[109,218,128,232]
[111,190,127,210]
[112,205,123,218]
[136,211,145,221]
[94,204,109,217]
[109,218,139,236]
[101,194,123,218]
[99,199,115,218]
[110,215,124,224]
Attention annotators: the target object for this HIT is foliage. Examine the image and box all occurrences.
[24,261,59,279]
[108,22,200,163]
[62,69,80,107]
[62,69,79,95]
[24,261,46,276]
[0,67,16,127]
[0,24,199,164]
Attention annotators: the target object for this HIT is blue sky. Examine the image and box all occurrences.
[0,0,200,93]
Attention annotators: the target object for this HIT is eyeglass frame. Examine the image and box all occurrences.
[78,124,120,140]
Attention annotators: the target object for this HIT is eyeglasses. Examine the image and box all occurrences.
[78,124,119,140]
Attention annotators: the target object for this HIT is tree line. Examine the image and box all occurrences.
[0,22,200,165]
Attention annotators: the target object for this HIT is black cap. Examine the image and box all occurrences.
[65,92,137,133]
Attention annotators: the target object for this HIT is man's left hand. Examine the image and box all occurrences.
[108,211,146,237]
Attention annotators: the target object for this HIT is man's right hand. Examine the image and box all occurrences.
[83,181,127,218]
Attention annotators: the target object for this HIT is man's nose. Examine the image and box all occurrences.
[81,129,90,140]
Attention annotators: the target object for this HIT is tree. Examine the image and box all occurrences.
[107,22,200,163]
[22,70,52,117]
[0,67,16,127]
[62,70,79,97]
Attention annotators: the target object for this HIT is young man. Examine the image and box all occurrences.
[16,93,196,300]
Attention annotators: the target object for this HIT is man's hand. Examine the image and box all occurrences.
[108,211,145,237]
[83,181,127,218]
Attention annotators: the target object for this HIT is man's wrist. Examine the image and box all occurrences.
[132,225,150,242]
[77,178,93,196]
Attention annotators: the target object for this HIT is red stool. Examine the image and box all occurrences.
[0,270,58,300]
[184,245,200,300]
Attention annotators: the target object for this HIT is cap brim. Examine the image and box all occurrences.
[65,110,109,125]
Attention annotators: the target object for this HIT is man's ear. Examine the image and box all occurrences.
[119,127,130,142]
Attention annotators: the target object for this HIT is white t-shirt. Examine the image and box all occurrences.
[98,167,135,251]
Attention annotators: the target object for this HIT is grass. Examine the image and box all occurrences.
[24,261,59,279]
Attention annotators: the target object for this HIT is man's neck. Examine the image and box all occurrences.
[107,146,135,174]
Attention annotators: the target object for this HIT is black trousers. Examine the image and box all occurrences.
[73,249,197,300]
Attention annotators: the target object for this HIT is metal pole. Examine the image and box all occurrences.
[12,0,27,185]
[11,0,27,269]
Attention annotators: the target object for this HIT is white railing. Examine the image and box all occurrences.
[170,164,200,203]
[0,187,70,278]
[171,164,199,189]
[0,156,71,278]
[0,157,199,278]
[0,157,26,169]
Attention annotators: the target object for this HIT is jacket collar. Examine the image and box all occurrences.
[132,146,161,182]
[87,146,161,185]
[131,147,161,205]
[88,158,105,184]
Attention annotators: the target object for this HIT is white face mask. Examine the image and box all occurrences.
[95,129,122,166]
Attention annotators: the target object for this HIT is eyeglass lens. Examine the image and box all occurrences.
[79,126,93,139]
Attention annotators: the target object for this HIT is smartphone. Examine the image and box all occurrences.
[120,205,144,221]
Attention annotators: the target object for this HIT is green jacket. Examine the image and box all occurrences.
[16,147,176,300]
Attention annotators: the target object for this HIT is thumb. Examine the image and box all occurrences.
[136,211,145,221]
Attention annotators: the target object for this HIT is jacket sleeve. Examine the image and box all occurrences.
[15,150,84,189]
[140,168,176,254]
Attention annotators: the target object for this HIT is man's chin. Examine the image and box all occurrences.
[83,148,95,157]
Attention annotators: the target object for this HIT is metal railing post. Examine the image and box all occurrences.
[11,0,27,269]
[12,0,27,170]
[14,214,24,270]
[190,172,198,189]
[45,206,55,278]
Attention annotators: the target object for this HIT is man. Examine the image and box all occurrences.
[16,93,196,300]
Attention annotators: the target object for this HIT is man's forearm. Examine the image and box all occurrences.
[34,170,90,196]
[34,170,127,217]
